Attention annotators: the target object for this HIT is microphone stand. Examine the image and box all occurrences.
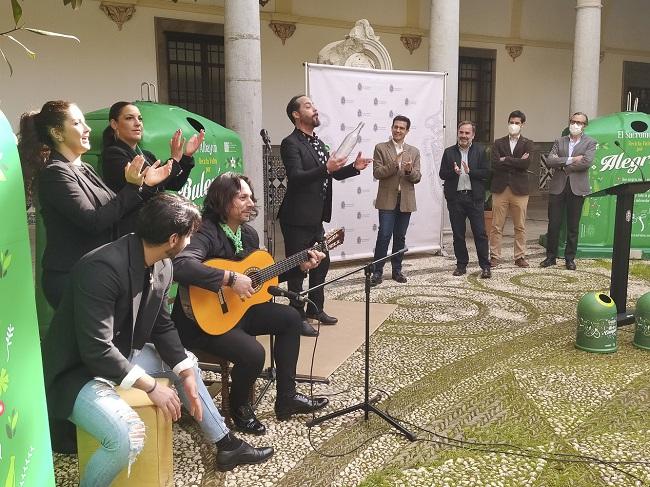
[303,248,416,441]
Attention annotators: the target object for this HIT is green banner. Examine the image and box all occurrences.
[0,110,54,486]
[579,112,650,257]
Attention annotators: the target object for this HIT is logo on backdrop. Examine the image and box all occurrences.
[356,236,371,245]
[389,84,403,92]
[340,201,354,209]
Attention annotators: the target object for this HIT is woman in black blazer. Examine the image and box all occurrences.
[18,100,172,308]
[101,101,203,191]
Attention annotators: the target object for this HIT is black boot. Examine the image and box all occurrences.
[231,403,266,435]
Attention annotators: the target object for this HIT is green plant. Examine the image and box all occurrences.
[2,0,80,75]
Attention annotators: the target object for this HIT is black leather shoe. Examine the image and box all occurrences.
[540,257,557,268]
[480,267,492,279]
[275,393,329,420]
[299,319,319,337]
[232,404,266,436]
[392,271,407,283]
[306,311,338,325]
[216,440,274,471]
[565,259,577,270]
[452,266,467,276]
[370,273,383,286]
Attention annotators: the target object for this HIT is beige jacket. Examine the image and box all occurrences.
[373,141,421,212]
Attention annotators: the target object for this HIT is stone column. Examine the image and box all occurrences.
[570,0,602,118]
[225,0,264,235]
[428,0,459,147]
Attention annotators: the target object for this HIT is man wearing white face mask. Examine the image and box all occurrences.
[540,112,597,270]
[490,110,535,268]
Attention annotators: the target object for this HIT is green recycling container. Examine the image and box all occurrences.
[633,291,650,350]
[575,292,618,353]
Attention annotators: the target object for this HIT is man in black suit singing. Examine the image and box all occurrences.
[42,194,272,485]
[279,95,372,333]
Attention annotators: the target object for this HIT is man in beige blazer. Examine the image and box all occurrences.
[370,115,421,286]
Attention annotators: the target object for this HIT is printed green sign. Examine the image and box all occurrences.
[0,110,55,486]
[579,112,650,258]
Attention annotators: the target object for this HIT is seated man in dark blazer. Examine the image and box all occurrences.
[42,194,272,486]
[439,121,491,278]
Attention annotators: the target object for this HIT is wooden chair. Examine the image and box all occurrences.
[191,349,255,426]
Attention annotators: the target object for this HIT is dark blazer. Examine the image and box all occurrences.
[101,139,195,234]
[37,152,150,274]
[438,143,490,202]
[172,217,303,345]
[490,135,535,195]
[42,234,187,420]
[101,139,194,193]
[545,134,596,196]
[278,128,359,226]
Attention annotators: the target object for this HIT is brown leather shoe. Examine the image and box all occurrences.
[514,257,529,268]
[489,257,499,268]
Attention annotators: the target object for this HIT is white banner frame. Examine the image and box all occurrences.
[305,63,446,262]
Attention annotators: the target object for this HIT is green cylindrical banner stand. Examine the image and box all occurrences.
[633,292,650,350]
[576,292,618,353]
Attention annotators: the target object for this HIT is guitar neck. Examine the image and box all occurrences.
[255,246,321,285]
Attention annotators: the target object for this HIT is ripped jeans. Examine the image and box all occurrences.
[69,344,229,487]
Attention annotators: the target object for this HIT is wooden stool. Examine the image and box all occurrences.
[76,378,173,487]
[191,349,255,426]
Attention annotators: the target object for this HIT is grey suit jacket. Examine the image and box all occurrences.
[545,134,597,196]
[42,234,187,420]
[373,141,421,212]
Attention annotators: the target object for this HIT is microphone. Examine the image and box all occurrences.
[268,285,308,303]
[614,140,647,182]
[260,129,272,150]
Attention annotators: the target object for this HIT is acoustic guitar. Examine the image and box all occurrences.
[186,228,344,335]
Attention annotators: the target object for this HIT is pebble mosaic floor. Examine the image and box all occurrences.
[54,241,650,487]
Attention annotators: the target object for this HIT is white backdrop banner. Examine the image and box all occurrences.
[306,63,446,262]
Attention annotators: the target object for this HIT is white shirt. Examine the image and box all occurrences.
[457,144,472,191]
[509,135,519,155]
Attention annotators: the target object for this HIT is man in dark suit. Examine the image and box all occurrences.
[279,95,372,331]
[42,194,272,485]
[439,121,491,278]
[490,110,535,268]
[541,111,596,270]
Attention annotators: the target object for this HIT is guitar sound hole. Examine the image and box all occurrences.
[246,269,263,292]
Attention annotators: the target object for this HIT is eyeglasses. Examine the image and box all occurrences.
[570,120,586,126]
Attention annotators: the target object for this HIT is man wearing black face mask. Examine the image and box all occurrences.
[541,112,597,270]
[489,110,535,269]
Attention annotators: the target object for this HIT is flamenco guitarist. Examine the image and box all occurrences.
[171,172,329,436]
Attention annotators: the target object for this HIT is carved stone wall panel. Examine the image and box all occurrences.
[317,19,392,70]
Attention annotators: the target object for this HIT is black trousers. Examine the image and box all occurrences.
[546,181,585,260]
[42,269,70,309]
[447,192,490,269]
[191,302,300,408]
[280,222,329,316]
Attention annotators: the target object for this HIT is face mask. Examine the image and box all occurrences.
[508,123,521,136]
[569,123,583,136]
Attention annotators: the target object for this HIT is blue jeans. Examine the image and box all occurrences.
[69,344,228,487]
[372,200,412,275]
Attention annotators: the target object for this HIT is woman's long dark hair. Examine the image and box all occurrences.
[17,100,72,202]
[202,172,258,224]
[102,101,132,149]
